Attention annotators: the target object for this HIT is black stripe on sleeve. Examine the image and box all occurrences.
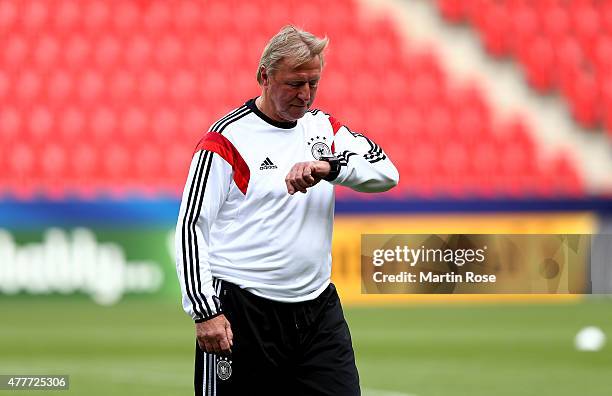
[212,278,222,312]
[364,145,386,162]
[368,155,387,163]
[181,151,206,318]
[190,152,216,317]
[364,147,385,161]
[187,151,211,317]
[343,128,387,162]
[338,150,357,166]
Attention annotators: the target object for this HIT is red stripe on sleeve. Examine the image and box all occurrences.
[195,132,250,195]
[328,116,342,154]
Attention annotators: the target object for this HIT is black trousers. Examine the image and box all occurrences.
[194,281,361,396]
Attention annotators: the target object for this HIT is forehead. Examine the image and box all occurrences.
[276,56,322,78]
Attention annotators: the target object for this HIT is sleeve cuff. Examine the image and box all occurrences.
[194,311,224,323]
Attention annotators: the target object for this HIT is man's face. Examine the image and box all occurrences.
[263,56,322,122]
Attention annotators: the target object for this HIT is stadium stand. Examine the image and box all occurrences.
[438,0,612,134]
[0,0,584,200]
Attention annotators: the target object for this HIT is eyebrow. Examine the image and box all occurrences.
[288,78,319,83]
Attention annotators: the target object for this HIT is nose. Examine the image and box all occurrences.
[297,84,310,103]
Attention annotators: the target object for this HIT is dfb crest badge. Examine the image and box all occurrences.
[307,136,332,160]
[216,357,232,381]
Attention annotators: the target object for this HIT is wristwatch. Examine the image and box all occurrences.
[319,155,341,181]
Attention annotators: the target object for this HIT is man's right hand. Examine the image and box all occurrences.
[196,314,233,356]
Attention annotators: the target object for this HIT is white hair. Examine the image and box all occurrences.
[257,25,329,84]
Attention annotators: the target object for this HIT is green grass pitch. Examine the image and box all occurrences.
[1,298,611,395]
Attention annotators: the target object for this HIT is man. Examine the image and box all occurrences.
[176,25,399,395]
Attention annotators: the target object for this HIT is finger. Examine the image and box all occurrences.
[292,165,310,190]
[286,167,299,194]
[285,177,295,195]
[286,172,305,194]
[291,179,307,194]
[293,177,309,190]
[218,337,232,355]
[300,163,318,187]
[196,338,206,352]
[203,338,215,354]
[297,163,310,183]
[286,163,312,194]
[295,170,311,189]
[225,322,234,347]
[303,167,316,184]
[209,338,222,355]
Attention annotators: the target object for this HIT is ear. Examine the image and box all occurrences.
[260,66,269,86]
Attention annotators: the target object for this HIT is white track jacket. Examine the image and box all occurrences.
[176,99,399,322]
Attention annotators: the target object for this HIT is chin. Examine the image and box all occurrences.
[291,109,308,119]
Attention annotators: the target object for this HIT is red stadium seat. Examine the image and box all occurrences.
[47,70,73,102]
[94,35,122,71]
[22,0,49,31]
[549,153,584,196]
[521,36,556,92]
[567,74,600,128]
[90,106,117,142]
[478,2,510,56]
[0,106,21,142]
[0,70,9,101]
[109,71,136,102]
[28,105,54,140]
[54,0,81,32]
[155,35,184,70]
[77,70,104,102]
[120,106,149,142]
[571,1,600,44]
[437,0,466,22]
[16,70,42,102]
[603,2,612,35]
[540,1,570,41]
[58,106,85,142]
[64,35,92,70]
[151,107,179,143]
[0,0,18,32]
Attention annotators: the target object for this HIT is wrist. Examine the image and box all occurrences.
[314,161,331,178]
[318,155,341,181]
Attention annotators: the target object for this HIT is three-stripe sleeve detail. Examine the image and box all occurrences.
[346,129,387,164]
[183,106,253,321]
[363,137,387,163]
[337,150,357,167]
[181,151,216,320]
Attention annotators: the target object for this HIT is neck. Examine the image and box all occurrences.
[256,94,285,122]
